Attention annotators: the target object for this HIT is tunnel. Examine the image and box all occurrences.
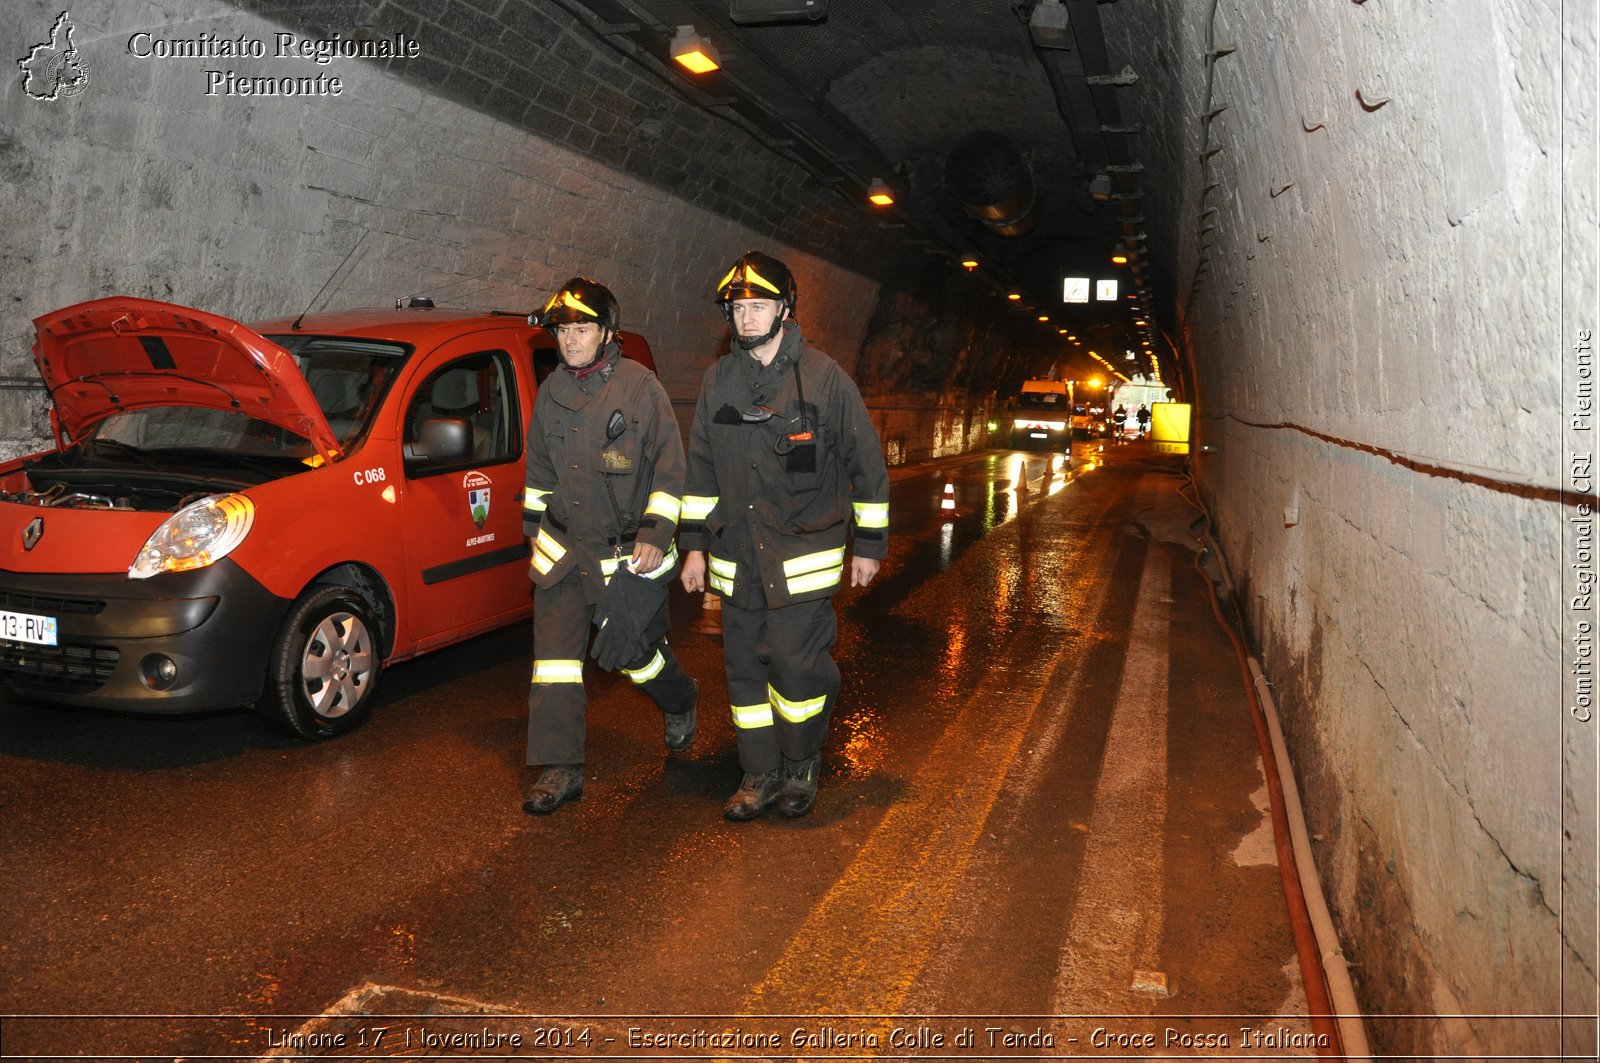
[0,0,1595,1058]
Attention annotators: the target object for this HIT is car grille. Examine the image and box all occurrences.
[0,590,106,616]
[0,640,120,693]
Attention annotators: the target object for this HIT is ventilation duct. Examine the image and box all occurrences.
[944,132,1042,237]
[729,0,828,24]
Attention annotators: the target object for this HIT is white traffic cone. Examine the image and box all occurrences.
[940,479,956,512]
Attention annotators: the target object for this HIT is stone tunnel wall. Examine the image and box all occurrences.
[0,0,1048,465]
[1103,0,1595,1054]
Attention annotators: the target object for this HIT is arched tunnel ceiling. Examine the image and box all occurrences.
[547,0,1170,384]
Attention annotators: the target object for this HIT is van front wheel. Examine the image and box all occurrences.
[257,585,382,740]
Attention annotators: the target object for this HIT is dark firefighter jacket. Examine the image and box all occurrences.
[523,342,684,601]
[679,321,889,610]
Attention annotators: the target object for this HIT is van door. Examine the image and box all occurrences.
[398,340,532,649]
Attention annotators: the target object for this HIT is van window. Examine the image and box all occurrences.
[405,351,522,474]
[1017,390,1067,411]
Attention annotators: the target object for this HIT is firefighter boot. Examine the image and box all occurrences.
[522,764,584,814]
[664,679,699,753]
[777,754,820,818]
[722,768,783,821]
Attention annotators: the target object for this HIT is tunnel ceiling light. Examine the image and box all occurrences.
[1111,252,1129,264]
[670,25,721,74]
[960,255,979,270]
[867,178,895,206]
[1008,292,1022,301]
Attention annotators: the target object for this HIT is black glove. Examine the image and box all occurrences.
[590,567,670,672]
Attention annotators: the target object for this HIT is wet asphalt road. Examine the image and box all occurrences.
[0,441,1317,1061]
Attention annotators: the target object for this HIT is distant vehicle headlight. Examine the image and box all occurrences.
[129,494,255,579]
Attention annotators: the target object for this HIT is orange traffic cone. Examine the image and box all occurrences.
[941,480,956,512]
[691,590,723,636]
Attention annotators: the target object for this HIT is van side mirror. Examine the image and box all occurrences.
[404,416,472,468]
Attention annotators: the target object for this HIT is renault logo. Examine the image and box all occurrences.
[22,517,43,551]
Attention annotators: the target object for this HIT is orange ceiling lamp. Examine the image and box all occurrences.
[670,25,720,74]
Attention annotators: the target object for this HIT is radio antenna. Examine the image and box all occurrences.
[291,230,368,331]
[395,268,497,308]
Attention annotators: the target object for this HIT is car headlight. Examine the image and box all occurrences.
[129,493,255,580]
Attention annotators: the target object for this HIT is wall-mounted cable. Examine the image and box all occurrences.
[1210,412,1575,502]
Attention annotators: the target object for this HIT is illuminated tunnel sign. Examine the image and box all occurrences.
[1151,402,1192,455]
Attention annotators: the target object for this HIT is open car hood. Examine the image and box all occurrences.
[31,296,342,459]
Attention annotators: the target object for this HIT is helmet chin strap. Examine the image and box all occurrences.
[734,305,786,350]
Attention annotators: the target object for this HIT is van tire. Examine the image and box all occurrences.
[257,585,382,740]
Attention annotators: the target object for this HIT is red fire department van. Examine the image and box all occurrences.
[0,296,654,739]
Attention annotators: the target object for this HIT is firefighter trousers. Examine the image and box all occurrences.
[526,569,696,766]
[720,597,841,773]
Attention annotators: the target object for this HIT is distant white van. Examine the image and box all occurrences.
[1008,379,1071,451]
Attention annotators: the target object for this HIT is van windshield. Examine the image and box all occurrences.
[1017,391,1068,411]
[266,335,408,446]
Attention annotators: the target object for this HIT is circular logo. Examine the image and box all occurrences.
[45,49,90,98]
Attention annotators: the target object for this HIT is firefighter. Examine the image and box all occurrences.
[679,251,890,821]
[521,277,698,814]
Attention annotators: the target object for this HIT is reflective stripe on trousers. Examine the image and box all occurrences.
[719,596,840,774]
[527,569,696,766]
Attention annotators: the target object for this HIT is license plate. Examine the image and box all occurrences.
[0,609,59,646]
[1029,432,1048,439]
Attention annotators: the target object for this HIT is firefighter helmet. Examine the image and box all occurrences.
[531,277,620,335]
[715,251,796,320]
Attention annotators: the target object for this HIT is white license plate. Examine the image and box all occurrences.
[1029,432,1048,439]
[0,609,59,646]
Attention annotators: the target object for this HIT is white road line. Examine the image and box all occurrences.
[737,514,1126,1020]
[1052,545,1172,1009]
